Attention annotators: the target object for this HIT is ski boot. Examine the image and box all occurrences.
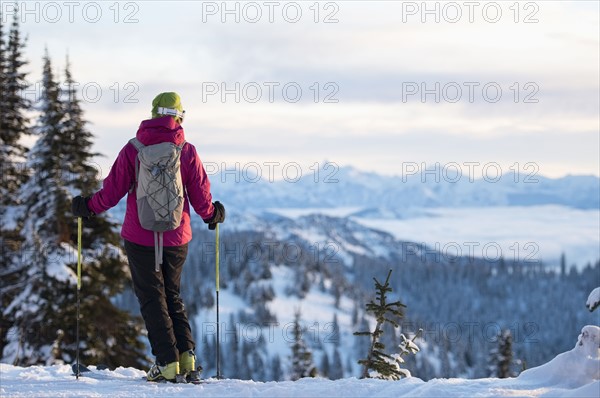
[147,361,184,383]
[180,350,203,384]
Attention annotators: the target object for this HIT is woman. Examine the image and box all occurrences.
[71,92,225,382]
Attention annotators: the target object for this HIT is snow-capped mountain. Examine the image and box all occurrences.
[208,165,600,211]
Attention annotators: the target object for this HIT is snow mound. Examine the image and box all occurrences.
[518,325,600,388]
[587,288,600,312]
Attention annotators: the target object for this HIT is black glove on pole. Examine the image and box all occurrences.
[203,201,225,230]
[72,196,93,218]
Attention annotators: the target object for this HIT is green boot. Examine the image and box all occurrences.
[147,361,179,382]
[179,350,196,375]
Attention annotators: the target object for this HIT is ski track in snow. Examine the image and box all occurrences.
[1,364,598,398]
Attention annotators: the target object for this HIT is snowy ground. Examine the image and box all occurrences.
[1,364,598,398]
[2,325,598,398]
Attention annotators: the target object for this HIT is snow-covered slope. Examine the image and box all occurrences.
[2,326,598,397]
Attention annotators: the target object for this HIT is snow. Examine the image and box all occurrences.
[262,266,355,356]
[5,318,600,397]
[3,289,599,398]
[267,207,363,219]
[1,362,598,398]
[587,288,600,312]
[517,325,600,389]
[2,205,20,231]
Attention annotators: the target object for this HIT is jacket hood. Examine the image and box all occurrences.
[136,116,185,146]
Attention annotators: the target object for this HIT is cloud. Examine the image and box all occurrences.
[15,0,600,178]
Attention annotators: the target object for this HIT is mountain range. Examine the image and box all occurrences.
[208,165,600,211]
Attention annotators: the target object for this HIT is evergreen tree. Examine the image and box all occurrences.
[60,56,99,192]
[289,309,317,380]
[271,354,282,381]
[0,11,30,205]
[487,329,516,378]
[330,348,344,380]
[0,9,6,117]
[2,52,147,368]
[0,9,31,361]
[354,269,419,380]
[250,350,266,381]
[239,341,252,380]
[351,300,359,326]
[331,313,341,347]
[320,350,330,378]
[0,5,9,360]
[224,313,239,377]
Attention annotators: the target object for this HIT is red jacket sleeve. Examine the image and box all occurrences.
[182,143,214,220]
[87,144,135,215]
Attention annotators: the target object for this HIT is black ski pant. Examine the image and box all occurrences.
[124,240,195,365]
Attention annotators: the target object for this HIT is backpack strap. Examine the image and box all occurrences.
[177,141,188,199]
[129,138,145,194]
[129,137,145,151]
[154,231,163,272]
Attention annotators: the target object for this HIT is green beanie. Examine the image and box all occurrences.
[151,92,185,123]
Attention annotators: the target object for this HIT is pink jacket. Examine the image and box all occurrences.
[88,116,214,246]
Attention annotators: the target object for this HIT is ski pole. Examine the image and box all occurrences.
[76,217,82,379]
[215,223,221,379]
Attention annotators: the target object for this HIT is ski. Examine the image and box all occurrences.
[144,374,187,384]
[72,363,205,384]
[72,364,112,380]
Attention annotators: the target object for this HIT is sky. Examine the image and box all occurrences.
[6,0,600,180]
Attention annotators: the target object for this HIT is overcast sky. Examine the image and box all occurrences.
[8,0,600,180]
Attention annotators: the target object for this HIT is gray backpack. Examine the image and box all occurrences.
[129,138,186,271]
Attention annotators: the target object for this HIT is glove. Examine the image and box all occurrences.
[203,201,225,230]
[72,195,93,218]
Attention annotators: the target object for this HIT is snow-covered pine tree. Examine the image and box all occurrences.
[2,51,147,368]
[487,329,516,378]
[58,57,148,367]
[60,56,98,192]
[0,9,31,361]
[354,269,418,380]
[0,11,30,205]
[289,309,317,380]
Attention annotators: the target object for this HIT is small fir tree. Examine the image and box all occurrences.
[289,309,318,380]
[354,269,420,380]
[487,329,516,378]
